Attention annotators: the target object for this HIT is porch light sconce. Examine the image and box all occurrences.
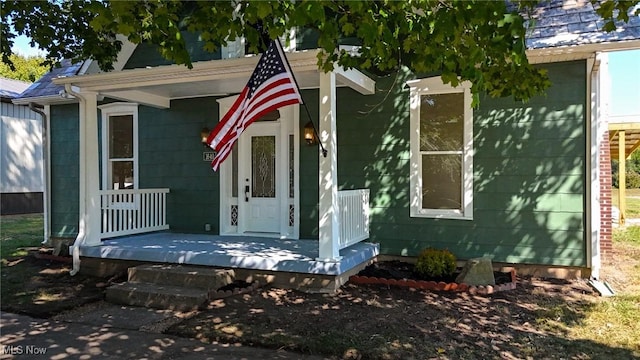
[200,127,210,147]
[304,121,317,145]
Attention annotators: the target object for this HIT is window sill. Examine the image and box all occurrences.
[410,211,473,221]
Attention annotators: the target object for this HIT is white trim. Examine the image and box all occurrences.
[101,90,169,109]
[281,28,297,52]
[68,86,101,271]
[44,105,51,244]
[77,59,93,76]
[526,40,640,64]
[335,65,376,95]
[112,35,139,72]
[317,71,342,261]
[588,53,608,279]
[12,95,78,106]
[52,50,321,90]
[220,37,246,59]
[217,96,237,235]
[407,77,474,220]
[98,102,139,192]
[586,56,596,277]
[48,49,376,107]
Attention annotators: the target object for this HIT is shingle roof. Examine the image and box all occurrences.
[18,59,83,99]
[0,77,31,99]
[526,0,640,49]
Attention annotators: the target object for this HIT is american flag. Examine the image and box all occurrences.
[206,40,302,171]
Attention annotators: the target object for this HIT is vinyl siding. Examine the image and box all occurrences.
[138,98,221,233]
[335,61,587,266]
[124,31,222,69]
[49,104,80,238]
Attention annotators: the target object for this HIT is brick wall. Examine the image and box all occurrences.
[599,130,613,255]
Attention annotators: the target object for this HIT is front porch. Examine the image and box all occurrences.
[73,232,379,292]
[53,48,378,281]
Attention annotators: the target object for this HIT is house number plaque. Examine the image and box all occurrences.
[203,152,215,161]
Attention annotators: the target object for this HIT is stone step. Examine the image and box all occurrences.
[106,282,209,311]
[128,264,234,290]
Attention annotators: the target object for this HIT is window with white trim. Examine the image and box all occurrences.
[99,103,139,190]
[408,77,473,220]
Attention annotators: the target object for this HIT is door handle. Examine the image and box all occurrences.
[245,185,250,202]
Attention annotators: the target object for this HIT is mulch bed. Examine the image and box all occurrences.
[349,260,517,295]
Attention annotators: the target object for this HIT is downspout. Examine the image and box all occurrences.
[28,103,50,245]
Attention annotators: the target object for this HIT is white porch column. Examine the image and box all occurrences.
[74,90,101,247]
[317,71,342,261]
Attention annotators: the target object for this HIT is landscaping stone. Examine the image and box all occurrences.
[348,261,516,295]
[455,257,496,286]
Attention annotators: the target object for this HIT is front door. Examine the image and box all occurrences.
[238,123,280,233]
[217,95,300,238]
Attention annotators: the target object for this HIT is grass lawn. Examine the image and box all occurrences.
[545,225,640,354]
[1,213,44,260]
[1,213,105,317]
[612,188,640,218]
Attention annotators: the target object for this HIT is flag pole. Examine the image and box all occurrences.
[276,38,328,158]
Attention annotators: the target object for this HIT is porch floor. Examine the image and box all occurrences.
[75,232,379,276]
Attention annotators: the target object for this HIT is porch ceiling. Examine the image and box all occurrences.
[52,49,375,108]
[609,116,640,159]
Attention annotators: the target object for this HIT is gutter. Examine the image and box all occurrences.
[28,103,50,246]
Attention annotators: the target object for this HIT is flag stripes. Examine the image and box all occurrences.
[206,40,302,171]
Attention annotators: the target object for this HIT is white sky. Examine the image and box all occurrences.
[609,49,640,116]
[11,35,45,57]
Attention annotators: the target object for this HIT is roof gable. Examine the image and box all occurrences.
[0,77,31,99]
[124,31,222,70]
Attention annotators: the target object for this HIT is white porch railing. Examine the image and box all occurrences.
[100,188,170,238]
[337,189,370,249]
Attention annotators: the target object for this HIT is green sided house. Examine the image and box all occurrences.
[14,1,640,290]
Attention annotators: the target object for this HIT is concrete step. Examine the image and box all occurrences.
[128,264,234,290]
[106,282,209,311]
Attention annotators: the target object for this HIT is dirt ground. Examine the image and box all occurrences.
[0,253,108,318]
[1,247,638,359]
[166,243,640,359]
[167,276,609,359]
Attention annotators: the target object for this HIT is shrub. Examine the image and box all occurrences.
[414,248,457,279]
[611,158,640,189]
[626,171,640,189]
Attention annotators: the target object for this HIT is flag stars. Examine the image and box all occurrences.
[247,47,287,97]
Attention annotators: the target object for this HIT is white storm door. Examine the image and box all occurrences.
[238,123,281,233]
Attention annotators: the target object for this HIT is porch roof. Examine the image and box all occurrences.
[609,115,640,159]
[51,50,375,109]
[74,232,379,276]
